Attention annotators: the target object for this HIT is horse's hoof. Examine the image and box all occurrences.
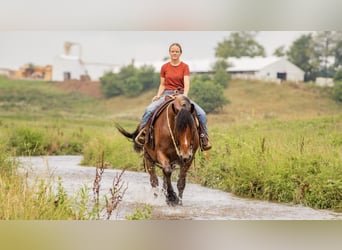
[166,192,179,206]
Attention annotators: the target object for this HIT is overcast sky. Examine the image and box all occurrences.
[0,31,312,70]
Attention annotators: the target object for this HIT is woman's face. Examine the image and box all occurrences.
[169,45,182,61]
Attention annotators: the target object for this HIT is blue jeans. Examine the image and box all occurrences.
[141,90,208,134]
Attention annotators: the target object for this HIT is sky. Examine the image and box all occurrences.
[0,31,312,70]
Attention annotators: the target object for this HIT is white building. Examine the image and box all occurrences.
[52,55,87,81]
[52,54,119,82]
[227,57,305,83]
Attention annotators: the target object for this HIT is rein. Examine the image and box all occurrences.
[166,103,182,158]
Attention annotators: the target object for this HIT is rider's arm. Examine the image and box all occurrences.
[183,75,190,97]
[152,77,165,101]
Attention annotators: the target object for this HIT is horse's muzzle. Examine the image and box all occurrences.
[180,154,192,164]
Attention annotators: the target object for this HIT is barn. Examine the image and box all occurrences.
[227,57,305,83]
[52,54,120,82]
[52,54,88,81]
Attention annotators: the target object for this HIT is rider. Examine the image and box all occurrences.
[135,42,212,151]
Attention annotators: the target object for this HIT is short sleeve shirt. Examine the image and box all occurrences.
[160,62,190,91]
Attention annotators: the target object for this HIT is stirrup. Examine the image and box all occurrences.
[135,128,146,146]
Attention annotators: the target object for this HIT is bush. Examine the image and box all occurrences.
[190,78,229,113]
[332,81,342,102]
[333,69,342,82]
[100,64,158,98]
[9,127,46,156]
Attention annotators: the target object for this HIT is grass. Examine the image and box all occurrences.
[1,75,342,213]
[194,115,342,210]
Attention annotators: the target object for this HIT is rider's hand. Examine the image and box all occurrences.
[152,95,160,102]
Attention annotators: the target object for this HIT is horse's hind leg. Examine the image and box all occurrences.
[177,163,191,205]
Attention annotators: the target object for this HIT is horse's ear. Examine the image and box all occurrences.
[190,103,195,114]
[172,103,178,114]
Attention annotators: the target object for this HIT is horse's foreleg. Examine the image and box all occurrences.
[162,166,179,206]
[177,163,191,205]
[145,158,158,189]
[157,152,179,205]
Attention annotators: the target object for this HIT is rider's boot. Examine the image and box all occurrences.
[198,124,212,151]
[200,132,212,151]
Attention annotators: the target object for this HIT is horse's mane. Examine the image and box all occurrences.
[174,108,195,134]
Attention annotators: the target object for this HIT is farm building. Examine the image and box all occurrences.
[52,54,119,82]
[227,57,305,83]
[52,54,88,81]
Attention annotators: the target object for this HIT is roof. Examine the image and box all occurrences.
[227,57,282,72]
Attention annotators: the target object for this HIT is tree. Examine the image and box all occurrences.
[313,31,340,78]
[100,63,158,98]
[137,65,159,91]
[287,34,319,82]
[190,75,229,113]
[212,59,231,88]
[332,81,342,102]
[100,72,122,98]
[273,46,286,57]
[334,39,342,70]
[285,31,342,81]
[215,31,266,58]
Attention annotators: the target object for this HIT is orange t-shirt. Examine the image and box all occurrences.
[160,62,190,91]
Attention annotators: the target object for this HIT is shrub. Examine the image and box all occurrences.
[332,81,342,102]
[333,69,342,82]
[190,79,229,113]
[9,127,46,156]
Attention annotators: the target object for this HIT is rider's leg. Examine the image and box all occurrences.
[135,96,165,145]
[191,101,212,151]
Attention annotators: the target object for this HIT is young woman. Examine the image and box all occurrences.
[136,42,211,151]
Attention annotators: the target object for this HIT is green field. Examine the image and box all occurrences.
[1,75,342,213]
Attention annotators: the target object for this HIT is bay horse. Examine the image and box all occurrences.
[116,95,200,205]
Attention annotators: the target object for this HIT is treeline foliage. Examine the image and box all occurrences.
[215,31,266,58]
[277,31,342,82]
[332,69,342,102]
[100,64,159,98]
[215,31,342,84]
[100,61,231,113]
[215,31,342,102]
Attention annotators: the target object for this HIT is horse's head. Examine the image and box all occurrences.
[172,95,194,114]
[172,95,198,164]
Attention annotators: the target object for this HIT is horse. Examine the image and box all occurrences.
[116,94,200,205]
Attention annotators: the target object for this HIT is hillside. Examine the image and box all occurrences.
[1,77,341,123]
[209,80,342,125]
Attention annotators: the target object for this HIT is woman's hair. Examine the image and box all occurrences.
[169,43,182,53]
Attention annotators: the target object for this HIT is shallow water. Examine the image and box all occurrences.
[18,155,342,220]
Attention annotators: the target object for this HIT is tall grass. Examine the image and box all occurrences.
[0,144,87,219]
[192,115,342,210]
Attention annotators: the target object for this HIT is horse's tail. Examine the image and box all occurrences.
[115,123,143,152]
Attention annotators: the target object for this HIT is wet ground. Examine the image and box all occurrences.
[18,155,342,220]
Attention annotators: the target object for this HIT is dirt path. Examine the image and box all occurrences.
[19,155,342,220]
